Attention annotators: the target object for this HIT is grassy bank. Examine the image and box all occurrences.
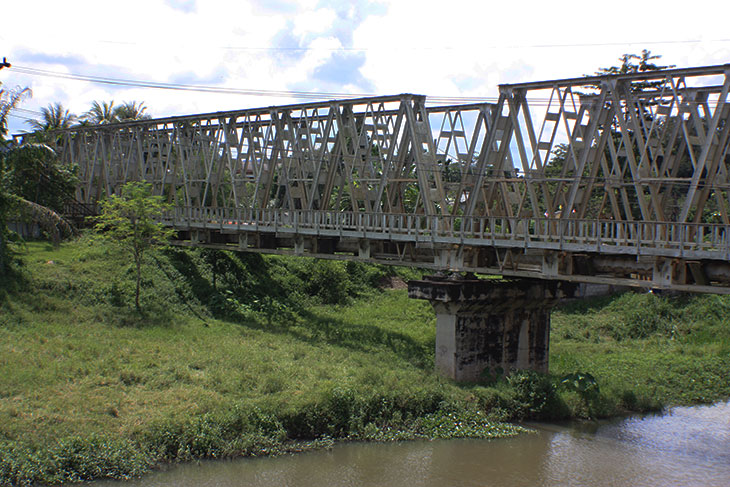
[1,237,729,485]
[550,291,730,415]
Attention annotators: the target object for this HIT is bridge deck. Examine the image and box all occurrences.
[163,206,730,294]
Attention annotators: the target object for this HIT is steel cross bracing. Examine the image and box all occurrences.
[26,64,730,293]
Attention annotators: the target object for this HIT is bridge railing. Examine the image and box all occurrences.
[160,206,730,259]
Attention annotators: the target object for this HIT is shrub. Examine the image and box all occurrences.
[0,436,153,486]
[304,260,352,305]
[506,370,559,419]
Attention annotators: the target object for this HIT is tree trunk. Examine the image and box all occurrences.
[135,253,142,313]
[0,234,5,277]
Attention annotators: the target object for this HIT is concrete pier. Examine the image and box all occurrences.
[408,277,576,382]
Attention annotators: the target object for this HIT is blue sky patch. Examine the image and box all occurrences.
[311,51,374,92]
[164,0,197,13]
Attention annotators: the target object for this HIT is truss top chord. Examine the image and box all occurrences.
[500,64,730,91]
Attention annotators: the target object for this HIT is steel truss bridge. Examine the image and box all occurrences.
[24,64,730,293]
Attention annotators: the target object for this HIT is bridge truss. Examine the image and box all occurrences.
[25,64,730,293]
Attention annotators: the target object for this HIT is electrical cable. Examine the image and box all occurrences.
[11,64,536,104]
[11,64,725,109]
[7,113,36,121]
[11,65,376,100]
[10,107,43,116]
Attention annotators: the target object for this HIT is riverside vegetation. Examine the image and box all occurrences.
[1,237,730,485]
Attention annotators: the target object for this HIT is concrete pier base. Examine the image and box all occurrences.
[408,277,576,382]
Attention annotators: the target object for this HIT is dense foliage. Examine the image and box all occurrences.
[1,143,76,213]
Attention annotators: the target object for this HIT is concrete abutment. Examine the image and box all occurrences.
[408,277,576,382]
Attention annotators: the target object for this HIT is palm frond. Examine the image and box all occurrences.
[0,86,32,138]
[11,196,75,246]
[26,102,76,132]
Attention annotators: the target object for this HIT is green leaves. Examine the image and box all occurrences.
[1,141,77,272]
[418,409,528,440]
[506,370,558,419]
[25,102,76,132]
[559,372,599,397]
[0,85,32,139]
[92,182,174,311]
[94,182,173,249]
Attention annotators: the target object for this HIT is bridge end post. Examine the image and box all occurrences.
[408,277,576,382]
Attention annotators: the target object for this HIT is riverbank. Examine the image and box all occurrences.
[83,400,730,487]
[1,237,729,485]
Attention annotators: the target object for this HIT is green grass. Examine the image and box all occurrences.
[1,236,729,484]
[550,291,730,416]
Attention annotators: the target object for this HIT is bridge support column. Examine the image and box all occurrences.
[408,277,576,382]
[358,240,370,259]
[294,236,304,255]
[191,230,206,245]
[238,233,249,250]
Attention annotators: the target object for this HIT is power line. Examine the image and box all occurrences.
[11,64,502,104]
[13,63,725,109]
[10,107,43,116]
[7,113,35,121]
[11,65,375,100]
[8,64,600,105]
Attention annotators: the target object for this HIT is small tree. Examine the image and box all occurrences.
[93,182,174,312]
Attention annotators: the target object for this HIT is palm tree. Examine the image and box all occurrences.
[26,102,76,132]
[115,101,151,121]
[83,100,118,124]
[0,84,32,141]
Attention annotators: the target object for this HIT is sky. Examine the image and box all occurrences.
[1,0,729,135]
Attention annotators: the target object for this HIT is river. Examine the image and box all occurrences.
[88,400,730,487]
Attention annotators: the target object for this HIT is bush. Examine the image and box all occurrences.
[278,386,450,440]
[139,406,288,462]
[304,260,352,305]
[0,436,153,486]
[506,370,560,419]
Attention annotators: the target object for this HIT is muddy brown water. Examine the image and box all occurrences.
[87,401,730,487]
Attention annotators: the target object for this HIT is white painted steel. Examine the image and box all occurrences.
[23,66,730,292]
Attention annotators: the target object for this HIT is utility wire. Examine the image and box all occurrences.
[11,65,375,100]
[11,64,724,109]
[11,64,508,104]
[10,107,43,116]
[7,113,35,121]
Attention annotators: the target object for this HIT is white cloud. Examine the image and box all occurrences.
[291,7,338,36]
[2,0,728,135]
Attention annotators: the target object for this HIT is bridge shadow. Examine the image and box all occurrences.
[288,308,432,369]
[0,266,25,305]
[160,249,283,321]
[556,293,620,314]
[161,249,432,369]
